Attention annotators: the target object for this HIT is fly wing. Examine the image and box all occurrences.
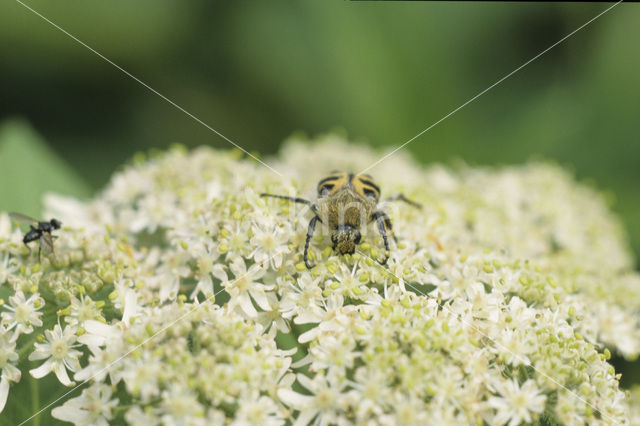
[39,233,55,256]
[9,212,39,226]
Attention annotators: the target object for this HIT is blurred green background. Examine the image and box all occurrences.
[0,2,639,422]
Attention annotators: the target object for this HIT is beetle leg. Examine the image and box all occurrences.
[304,216,319,269]
[372,211,391,265]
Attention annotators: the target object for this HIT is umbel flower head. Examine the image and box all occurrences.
[1,135,640,425]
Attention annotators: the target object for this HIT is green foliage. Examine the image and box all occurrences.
[0,119,91,216]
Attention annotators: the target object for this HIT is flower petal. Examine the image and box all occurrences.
[122,289,138,326]
[277,388,313,408]
[2,364,21,383]
[211,264,227,282]
[250,290,271,312]
[51,401,89,423]
[30,358,54,379]
[54,362,74,386]
[0,377,9,413]
[237,294,258,318]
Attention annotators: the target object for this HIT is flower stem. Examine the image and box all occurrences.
[29,371,40,426]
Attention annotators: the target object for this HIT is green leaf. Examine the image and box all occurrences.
[0,118,92,217]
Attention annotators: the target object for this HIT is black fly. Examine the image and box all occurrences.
[9,213,62,261]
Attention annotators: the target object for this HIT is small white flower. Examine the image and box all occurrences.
[154,253,192,301]
[0,327,21,413]
[76,320,121,355]
[221,257,272,318]
[330,262,368,299]
[308,333,358,374]
[278,373,350,426]
[249,223,290,270]
[74,320,129,387]
[190,252,225,300]
[488,379,546,426]
[296,294,351,344]
[29,324,82,386]
[496,329,533,367]
[279,273,323,321]
[159,384,205,424]
[348,368,393,419]
[1,291,44,336]
[0,213,24,251]
[51,383,118,426]
[0,254,18,286]
[121,353,162,402]
[124,406,158,426]
[232,391,285,426]
[256,292,290,333]
[63,295,105,328]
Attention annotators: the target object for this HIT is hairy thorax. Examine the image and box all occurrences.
[316,188,376,230]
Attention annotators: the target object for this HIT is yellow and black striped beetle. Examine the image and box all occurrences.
[261,172,421,268]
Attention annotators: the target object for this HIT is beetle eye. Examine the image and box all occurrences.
[354,232,361,244]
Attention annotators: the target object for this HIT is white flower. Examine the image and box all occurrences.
[279,273,323,321]
[190,252,225,300]
[0,213,24,252]
[278,373,351,426]
[0,254,18,286]
[159,384,205,424]
[308,333,358,374]
[51,383,118,426]
[63,295,105,328]
[249,223,290,270]
[347,368,392,419]
[232,391,286,426]
[488,379,546,426]
[29,324,82,386]
[495,329,533,367]
[156,251,192,301]
[76,320,121,355]
[379,392,430,426]
[121,353,163,402]
[220,257,272,318]
[256,292,290,333]
[124,406,158,426]
[0,327,21,413]
[1,291,44,336]
[296,294,351,344]
[75,320,125,385]
[330,262,369,299]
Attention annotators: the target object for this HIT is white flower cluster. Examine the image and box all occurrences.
[1,135,639,425]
